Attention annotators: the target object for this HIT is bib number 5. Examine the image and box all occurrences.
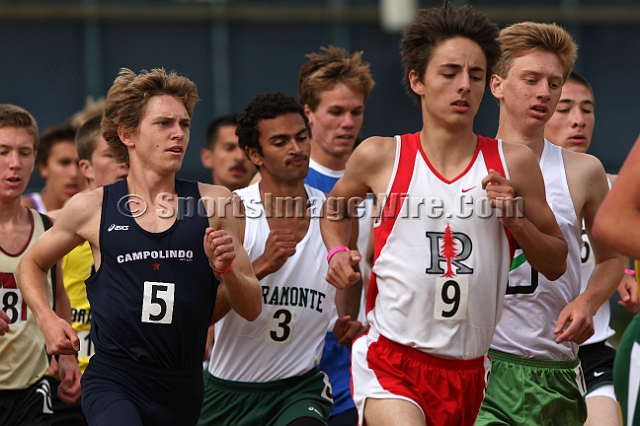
[141,281,175,324]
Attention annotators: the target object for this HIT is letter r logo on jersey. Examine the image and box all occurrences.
[425,228,474,276]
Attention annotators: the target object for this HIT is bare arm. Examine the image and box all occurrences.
[556,153,623,344]
[593,134,640,258]
[202,184,261,322]
[16,193,96,355]
[53,264,82,404]
[321,137,395,290]
[497,143,568,280]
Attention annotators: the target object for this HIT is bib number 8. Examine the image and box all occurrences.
[141,281,175,324]
[0,288,24,326]
[434,277,468,320]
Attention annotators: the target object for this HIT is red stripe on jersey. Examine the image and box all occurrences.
[477,136,517,261]
[368,134,419,314]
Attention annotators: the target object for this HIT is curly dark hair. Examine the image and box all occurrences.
[401,0,501,104]
[236,92,310,158]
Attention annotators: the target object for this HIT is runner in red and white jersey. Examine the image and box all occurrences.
[319,3,567,426]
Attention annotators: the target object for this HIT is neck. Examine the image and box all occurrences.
[496,112,546,160]
[0,198,29,227]
[124,165,177,202]
[418,120,477,175]
[310,141,349,172]
[259,177,308,218]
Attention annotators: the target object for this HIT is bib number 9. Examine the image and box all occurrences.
[434,277,468,320]
[141,281,175,324]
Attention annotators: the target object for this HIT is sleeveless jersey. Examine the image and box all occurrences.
[581,178,615,345]
[86,178,218,370]
[369,132,516,360]
[0,209,53,390]
[491,140,582,360]
[62,242,94,372]
[209,183,334,382]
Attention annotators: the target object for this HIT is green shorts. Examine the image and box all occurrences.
[476,349,587,426]
[614,312,640,426]
[197,368,333,426]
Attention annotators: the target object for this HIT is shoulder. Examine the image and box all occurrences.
[21,194,36,209]
[562,149,605,175]
[501,141,539,169]
[198,182,233,200]
[349,136,397,170]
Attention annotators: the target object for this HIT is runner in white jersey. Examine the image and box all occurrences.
[320,4,568,426]
[544,72,639,426]
[476,23,624,426]
[199,92,363,426]
[209,182,332,382]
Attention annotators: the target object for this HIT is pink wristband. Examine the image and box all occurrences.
[625,269,636,278]
[327,246,349,262]
[212,263,233,275]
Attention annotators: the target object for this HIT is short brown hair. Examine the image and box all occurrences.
[102,68,199,166]
[37,123,77,167]
[75,113,103,162]
[0,104,39,150]
[566,71,593,98]
[401,0,501,104]
[494,22,577,82]
[298,46,375,111]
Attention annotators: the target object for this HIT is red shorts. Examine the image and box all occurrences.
[351,331,490,426]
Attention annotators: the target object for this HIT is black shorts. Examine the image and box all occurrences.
[81,353,204,426]
[579,340,616,394]
[44,376,88,426]
[0,377,52,426]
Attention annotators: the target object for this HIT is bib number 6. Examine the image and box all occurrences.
[141,281,175,324]
[434,277,469,320]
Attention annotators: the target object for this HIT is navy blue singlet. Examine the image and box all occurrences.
[86,178,218,370]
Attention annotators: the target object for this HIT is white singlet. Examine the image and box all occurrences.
[491,140,582,360]
[368,132,516,360]
[208,183,335,382]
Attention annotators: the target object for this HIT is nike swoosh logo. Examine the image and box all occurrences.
[462,186,476,193]
[593,371,605,377]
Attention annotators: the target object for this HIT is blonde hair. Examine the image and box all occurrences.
[494,22,577,82]
[298,46,375,111]
[102,68,199,166]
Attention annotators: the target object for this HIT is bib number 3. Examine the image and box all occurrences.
[265,306,296,344]
[141,281,175,324]
[434,277,468,320]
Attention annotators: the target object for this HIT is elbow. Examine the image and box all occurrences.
[543,258,567,281]
[539,243,568,281]
[243,303,261,322]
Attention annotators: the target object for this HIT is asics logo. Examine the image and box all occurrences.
[108,224,129,232]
